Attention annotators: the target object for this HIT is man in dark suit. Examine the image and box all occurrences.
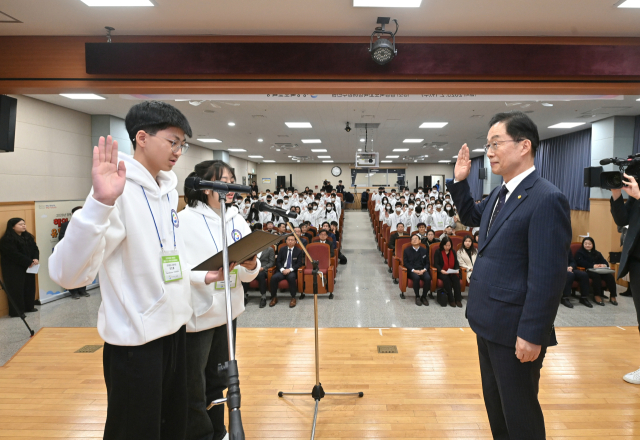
[317,229,335,257]
[336,180,345,194]
[448,111,571,440]
[388,223,409,250]
[403,234,431,306]
[59,206,89,299]
[270,235,304,308]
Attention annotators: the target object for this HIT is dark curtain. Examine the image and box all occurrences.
[467,157,485,201]
[634,115,640,155]
[534,129,591,211]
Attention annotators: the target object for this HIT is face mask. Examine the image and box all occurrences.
[386,205,391,209]
[446,206,451,211]
[277,204,283,208]
[331,198,335,201]
[288,193,292,196]
[418,191,423,194]
[245,203,250,207]
[409,204,414,208]
[396,208,401,213]
[327,208,332,212]
[436,204,442,209]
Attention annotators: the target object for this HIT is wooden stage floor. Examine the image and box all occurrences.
[1,326,640,439]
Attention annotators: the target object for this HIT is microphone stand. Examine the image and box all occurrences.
[0,278,35,337]
[206,190,244,440]
[278,219,363,440]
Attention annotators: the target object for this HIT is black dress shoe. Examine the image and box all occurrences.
[415,296,422,306]
[579,297,593,308]
[82,291,90,297]
[620,290,632,297]
[24,308,38,313]
[455,301,463,308]
[610,297,618,306]
[593,296,605,306]
[449,301,456,307]
[421,294,429,306]
[259,297,267,308]
[299,293,305,300]
[561,298,573,309]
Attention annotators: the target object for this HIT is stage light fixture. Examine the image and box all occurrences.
[369,17,398,65]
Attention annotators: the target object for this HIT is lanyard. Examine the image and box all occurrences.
[141,187,176,250]
[202,215,235,253]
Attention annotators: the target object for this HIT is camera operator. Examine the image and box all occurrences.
[610,172,640,385]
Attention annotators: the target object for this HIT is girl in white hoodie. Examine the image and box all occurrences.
[48,101,225,440]
[179,160,259,440]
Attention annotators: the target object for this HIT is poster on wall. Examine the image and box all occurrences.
[35,200,99,304]
[262,178,271,184]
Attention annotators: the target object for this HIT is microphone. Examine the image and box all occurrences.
[256,201,298,219]
[185,176,251,193]
[599,158,614,166]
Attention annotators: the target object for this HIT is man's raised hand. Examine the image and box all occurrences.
[92,136,126,206]
[454,143,472,182]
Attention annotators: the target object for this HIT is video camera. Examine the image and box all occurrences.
[598,154,640,190]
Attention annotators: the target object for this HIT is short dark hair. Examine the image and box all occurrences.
[417,222,426,228]
[489,111,539,157]
[71,206,82,214]
[184,160,236,208]
[125,101,192,150]
[252,223,262,231]
[397,222,405,228]
[318,229,328,235]
[278,223,286,228]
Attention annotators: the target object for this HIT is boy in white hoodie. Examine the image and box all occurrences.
[49,101,223,440]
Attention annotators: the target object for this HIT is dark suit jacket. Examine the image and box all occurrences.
[611,195,640,279]
[388,232,410,249]
[403,245,429,272]
[568,249,577,270]
[276,246,304,272]
[447,170,571,348]
[336,185,345,194]
[433,249,460,272]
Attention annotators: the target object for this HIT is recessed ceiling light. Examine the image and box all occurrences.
[472,148,485,152]
[322,160,334,163]
[453,155,458,158]
[197,138,222,143]
[386,155,399,158]
[618,0,640,7]
[80,0,153,5]
[419,122,448,128]
[263,160,276,163]
[248,155,263,158]
[228,122,236,126]
[301,139,322,144]
[424,155,428,157]
[360,138,365,142]
[358,148,362,151]
[548,122,585,129]
[393,148,409,152]
[317,156,331,158]
[285,122,312,128]
[403,139,424,143]
[311,149,327,152]
[353,0,422,6]
[228,149,246,152]
[414,160,417,163]
[438,160,451,163]
[258,138,264,142]
[380,160,393,163]
[541,103,554,107]
[59,93,105,99]
[438,148,443,151]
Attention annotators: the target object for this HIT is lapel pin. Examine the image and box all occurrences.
[518,195,522,199]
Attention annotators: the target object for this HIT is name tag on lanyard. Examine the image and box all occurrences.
[215,268,238,290]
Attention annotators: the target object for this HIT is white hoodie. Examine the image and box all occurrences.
[48,153,193,346]
[179,202,259,332]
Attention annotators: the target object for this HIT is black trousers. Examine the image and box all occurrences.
[408,270,431,297]
[103,326,187,440]
[586,271,618,298]
[477,335,548,440]
[437,272,461,302]
[563,270,590,298]
[3,270,36,317]
[270,271,298,298]
[242,270,268,296]
[186,320,237,440]
[70,286,87,297]
[628,258,640,333]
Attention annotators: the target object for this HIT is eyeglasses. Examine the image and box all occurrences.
[483,138,522,153]
[148,133,189,154]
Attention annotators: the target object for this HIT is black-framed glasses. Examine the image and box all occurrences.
[483,138,522,153]
[148,132,189,154]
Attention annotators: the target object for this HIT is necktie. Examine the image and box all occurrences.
[488,185,509,234]
[286,249,292,268]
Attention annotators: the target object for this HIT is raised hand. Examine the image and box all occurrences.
[622,173,640,200]
[454,143,472,182]
[92,136,126,206]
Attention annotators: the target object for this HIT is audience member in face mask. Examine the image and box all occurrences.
[387,203,408,231]
[430,202,455,231]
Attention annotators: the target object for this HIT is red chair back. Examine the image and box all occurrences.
[395,237,411,257]
[455,230,473,238]
[433,230,444,237]
[449,236,463,250]
[429,243,441,270]
[399,242,426,267]
[305,243,331,270]
[570,242,582,257]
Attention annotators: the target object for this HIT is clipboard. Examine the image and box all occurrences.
[193,231,290,272]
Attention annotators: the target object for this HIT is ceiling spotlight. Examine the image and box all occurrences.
[369,17,399,65]
[345,122,351,133]
[542,103,554,107]
[258,138,263,142]
[105,26,115,43]
[228,122,236,126]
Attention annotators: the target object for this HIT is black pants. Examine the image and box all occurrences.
[563,270,590,298]
[586,271,618,298]
[628,258,640,333]
[2,270,36,317]
[242,270,268,296]
[477,335,548,440]
[186,320,237,440]
[70,286,87,297]
[438,272,461,302]
[103,326,187,440]
[408,270,431,297]
[270,271,298,298]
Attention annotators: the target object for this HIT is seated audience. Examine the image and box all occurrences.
[422,229,440,247]
[269,235,304,308]
[317,229,335,257]
[434,236,462,308]
[456,236,476,283]
[403,234,431,306]
[388,223,410,250]
[242,226,276,308]
[562,248,592,308]
[574,237,618,306]
[439,225,455,240]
